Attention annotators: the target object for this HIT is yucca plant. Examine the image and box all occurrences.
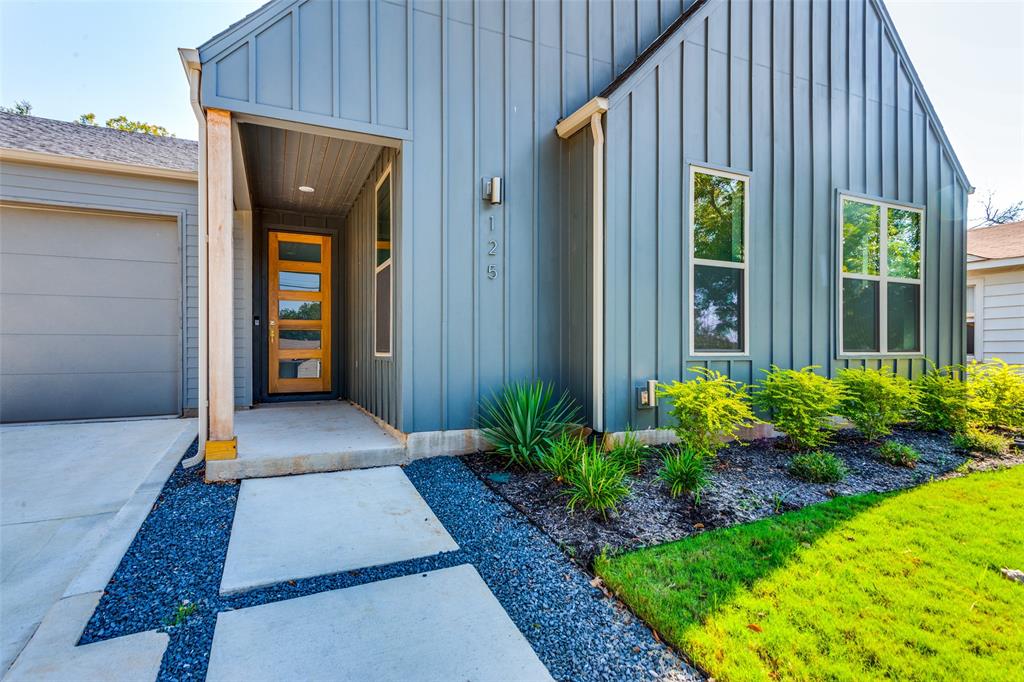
[478,381,580,469]
[658,446,711,503]
[564,443,630,519]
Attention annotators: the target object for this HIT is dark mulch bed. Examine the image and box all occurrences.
[466,428,973,566]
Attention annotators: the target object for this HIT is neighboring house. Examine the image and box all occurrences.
[1,0,972,463]
[0,113,198,422]
[966,222,1024,364]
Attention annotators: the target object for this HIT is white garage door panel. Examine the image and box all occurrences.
[0,205,181,422]
[0,253,179,299]
[1,373,179,423]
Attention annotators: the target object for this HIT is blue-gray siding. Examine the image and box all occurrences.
[601,0,969,431]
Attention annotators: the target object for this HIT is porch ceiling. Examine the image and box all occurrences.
[238,123,382,217]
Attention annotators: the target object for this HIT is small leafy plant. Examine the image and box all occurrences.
[912,364,974,433]
[658,368,761,457]
[605,428,648,474]
[164,600,197,627]
[753,365,844,449]
[952,427,1011,456]
[966,359,1024,432]
[540,431,587,481]
[788,450,848,483]
[564,443,630,519]
[658,446,711,502]
[877,440,921,468]
[479,381,581,469]
[835,367,916,441]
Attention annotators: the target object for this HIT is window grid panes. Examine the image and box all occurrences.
[691,167,748,354]
[839,197,923,355]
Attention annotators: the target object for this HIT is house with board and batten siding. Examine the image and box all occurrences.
[0,0,972,479]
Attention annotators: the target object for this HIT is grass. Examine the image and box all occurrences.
[595,466,1024,682]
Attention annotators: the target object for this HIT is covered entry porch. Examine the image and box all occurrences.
[196,100,405,478]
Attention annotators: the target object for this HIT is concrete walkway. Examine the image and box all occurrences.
[0,417,194,675]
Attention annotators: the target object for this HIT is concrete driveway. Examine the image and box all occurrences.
[0,417,195,675]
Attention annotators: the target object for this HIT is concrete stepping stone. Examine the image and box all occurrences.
[207,564,553,682]
[4,591,167,682]
[220,467,458,594]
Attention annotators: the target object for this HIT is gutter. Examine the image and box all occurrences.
[557,96,609,431]
[0,148,197,182]
[179,47,207,468]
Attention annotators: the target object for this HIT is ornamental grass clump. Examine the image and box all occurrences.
[877,440,921,468]
[540,431,587,481]
[605,428,648,474]
[966,359,1024,432]
[478,381,580,469]
[658,446,711,503]
[753,366,844,450]
[835,367,916,441]
[912,363,975,433]
[657,368,761,457]
[787,450,848,484]
[564,443,630,519]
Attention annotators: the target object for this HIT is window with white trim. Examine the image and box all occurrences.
[374,167,393,357]
[690,167,749,354]
[839,196,923,355]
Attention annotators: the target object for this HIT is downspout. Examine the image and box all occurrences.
[179,48,207,468]
[589,111,605,433]
[556,96,609,432]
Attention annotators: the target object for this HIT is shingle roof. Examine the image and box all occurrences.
[967,221,1024,261]
[0,112,198,173]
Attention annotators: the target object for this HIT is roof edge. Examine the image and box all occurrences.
[197,0,299,62]
[0,147,198,182]
[557,97,609,139]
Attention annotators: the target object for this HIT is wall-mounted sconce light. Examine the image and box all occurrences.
[636,378,659,409]
[482,176,502,205]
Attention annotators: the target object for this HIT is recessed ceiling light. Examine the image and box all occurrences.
[298,185,315,193]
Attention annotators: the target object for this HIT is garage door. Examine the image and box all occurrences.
[0,205,181,422]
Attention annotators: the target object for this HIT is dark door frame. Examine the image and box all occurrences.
[252,210,344,404]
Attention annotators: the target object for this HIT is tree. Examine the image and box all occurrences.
[77,112,172,137]
[974,191,1023,227]
[1,100,33,115]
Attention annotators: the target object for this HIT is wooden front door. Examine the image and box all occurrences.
[268,231,332,394]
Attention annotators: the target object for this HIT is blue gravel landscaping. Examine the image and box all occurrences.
[81,442,697,682]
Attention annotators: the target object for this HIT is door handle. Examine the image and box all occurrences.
[269,319,276,343]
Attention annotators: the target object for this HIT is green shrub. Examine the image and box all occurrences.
[966,359,1024,432]
[564,443,630,519]
[788,450,848,483]
[605,428,648,474]
[753,365,844,450]
[912,364,974,433]
[479,381,580,469]
[539,431,587,481]
[657,368,761,457]
[835,367,916,441]
[877,440,921,468]
[658,446,711,503]
[952,427,1012,456]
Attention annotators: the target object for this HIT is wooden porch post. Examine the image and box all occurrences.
[206,108,236,458]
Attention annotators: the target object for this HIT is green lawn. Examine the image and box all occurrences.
[595,467,1024,682]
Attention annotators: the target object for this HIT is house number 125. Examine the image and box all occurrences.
[486,216,499,279]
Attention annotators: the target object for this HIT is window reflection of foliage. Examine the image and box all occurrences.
[694,266,741,350]
[842,200,880,275]
[280,302,321,320]
[887,208,920,278]
[693,173,744,263]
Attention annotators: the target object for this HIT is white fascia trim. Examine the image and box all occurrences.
[0,147,197,183]
[556,97,609,140]
[967,256,1024,271]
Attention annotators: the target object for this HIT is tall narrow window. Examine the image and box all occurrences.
[839,196,923,355]
[374,168,392,357]
[690,167,749,354]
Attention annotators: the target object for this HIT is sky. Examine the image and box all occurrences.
[1,0,1021,224]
